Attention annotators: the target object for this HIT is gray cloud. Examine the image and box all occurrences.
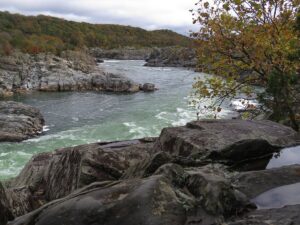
[0,0,198,35]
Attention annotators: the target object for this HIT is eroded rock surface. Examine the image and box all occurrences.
[0,101,44,142]
[4,120,300,225]
[8,164,253,225]
[6,139,155,217]
[154,120,299,166]
[0,51,147,96]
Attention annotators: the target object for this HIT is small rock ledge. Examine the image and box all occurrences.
[0,101,44,142]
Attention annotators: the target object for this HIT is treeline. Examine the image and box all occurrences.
[0,11,192,55]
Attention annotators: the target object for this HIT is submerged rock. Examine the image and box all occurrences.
[0,101,44,142]
[141,83,156,92]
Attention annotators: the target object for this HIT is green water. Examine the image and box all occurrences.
[0,60,237,180]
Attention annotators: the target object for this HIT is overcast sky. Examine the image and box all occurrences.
[0,0,198,35]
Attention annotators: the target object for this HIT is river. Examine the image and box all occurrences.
[0,60,238,180]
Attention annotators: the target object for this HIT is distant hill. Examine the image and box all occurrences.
[0,11,193,55]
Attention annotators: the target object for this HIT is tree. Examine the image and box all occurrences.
[192,0,300,130]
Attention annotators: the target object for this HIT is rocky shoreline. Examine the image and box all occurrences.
[1,119,300,225]
[90,47,152,60]
[144,47,197,68]
[0,51,156,97]
[0,101,44,142]
[90,47,197,68]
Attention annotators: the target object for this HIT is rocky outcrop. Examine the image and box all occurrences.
[5,139,155,217]
[5,120,300,225]
[140,83,156,92]
[0,51,153,96]
[154,119,298,167]
[0,101,44,142]
[90,47,152,60]
[144,47,197,68]
[8,164,253,225]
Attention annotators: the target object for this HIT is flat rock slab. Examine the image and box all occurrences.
[155,120,299,164]
[0,101,44,142]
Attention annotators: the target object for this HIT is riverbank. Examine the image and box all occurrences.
[0,50,156,97]
[1,119,300,225]
[0,60,208,180]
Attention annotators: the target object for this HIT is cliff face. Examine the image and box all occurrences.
[0,51,151,97]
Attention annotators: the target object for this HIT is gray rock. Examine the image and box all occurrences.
[8,176,188,225]
[154,119,299,166]
[0,101,44,142]
[0,51,144,96]
[4,120,300,225]
[123,151,172,179]
[8,164,252,225]
[232,165,300,199]
[90,47,152,60]
[144,47,197,68]
[141,83,156,92]
[6,139,155,216]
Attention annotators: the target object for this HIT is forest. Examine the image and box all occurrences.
[0,11,192,55]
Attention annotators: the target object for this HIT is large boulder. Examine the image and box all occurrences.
[225,204,300,225]
[8,176,187,225]
[4,120,300,224]
[154,120,299,167]
[8,164,252,225]
[6,139,155,216]
[0,101,45,142]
